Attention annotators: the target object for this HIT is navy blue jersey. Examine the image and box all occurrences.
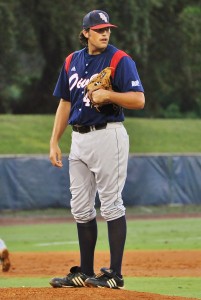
[53,44,144,126]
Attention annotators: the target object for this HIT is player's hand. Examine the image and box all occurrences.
[49,143,63,168]
[91,89,111,105]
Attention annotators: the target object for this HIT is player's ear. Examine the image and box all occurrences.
[83,29,89,38]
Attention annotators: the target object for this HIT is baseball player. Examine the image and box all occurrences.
[49,10,145,289]
[0,239,11,272]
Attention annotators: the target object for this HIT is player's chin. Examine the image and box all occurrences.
[99,41,109,48]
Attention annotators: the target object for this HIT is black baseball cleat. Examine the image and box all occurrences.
[85,267,124,289]
[49,266,91,288]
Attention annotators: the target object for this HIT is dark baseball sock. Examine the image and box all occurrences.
[107,215,127,277]
[76,218,97,276]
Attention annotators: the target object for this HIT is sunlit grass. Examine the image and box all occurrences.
[0,115,201,154]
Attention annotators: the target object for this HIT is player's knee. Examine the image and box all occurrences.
[71,207,96,223]
[100,206,125,221]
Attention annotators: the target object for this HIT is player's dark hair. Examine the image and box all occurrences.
[79,30,89,47]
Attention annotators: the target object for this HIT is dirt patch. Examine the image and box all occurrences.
[1,250,200,299]
[3,250,201,277]
[0,287,196,300]
[1,213,201,226]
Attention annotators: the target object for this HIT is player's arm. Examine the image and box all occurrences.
[92,90,145,110]
[91,56,145,109]
[49,99,71,168]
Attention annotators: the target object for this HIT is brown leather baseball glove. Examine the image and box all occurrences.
[85,67,113,111]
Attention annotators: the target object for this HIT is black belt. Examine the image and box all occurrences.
[72,123,107,134]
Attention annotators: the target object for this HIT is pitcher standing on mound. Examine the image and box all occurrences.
[49,10,145,289]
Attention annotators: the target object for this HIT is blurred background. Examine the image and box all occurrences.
[0,0,200,118]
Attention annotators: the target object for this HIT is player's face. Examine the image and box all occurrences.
[84,27,111,54]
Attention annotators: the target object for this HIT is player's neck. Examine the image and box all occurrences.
[87,45,107,55]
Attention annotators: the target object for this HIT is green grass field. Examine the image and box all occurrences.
[1,115,201,154]
[1,217,201,298]
[1,218,201,252]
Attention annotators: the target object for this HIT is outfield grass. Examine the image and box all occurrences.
[129,277,201,299]
[1,218,201,252]
[1,114,201,154]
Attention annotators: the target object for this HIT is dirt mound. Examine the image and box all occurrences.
[4,250,201,277]
[0,287,197,300]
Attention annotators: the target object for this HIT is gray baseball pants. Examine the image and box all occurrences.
[68,122,129,223]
